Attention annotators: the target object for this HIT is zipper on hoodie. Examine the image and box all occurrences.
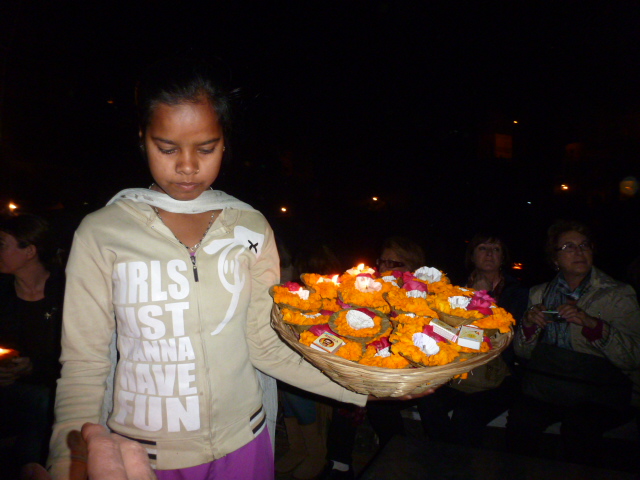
[190,252,199,282]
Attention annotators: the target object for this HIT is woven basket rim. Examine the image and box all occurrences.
[271,303,514,396]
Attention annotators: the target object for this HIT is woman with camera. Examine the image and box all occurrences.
[507,220,640,467]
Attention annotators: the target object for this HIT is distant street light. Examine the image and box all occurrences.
[620,177,638,197]
[9,202,18,211]
[560,184,569,191]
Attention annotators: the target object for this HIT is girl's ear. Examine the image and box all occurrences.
[25,244,37,261]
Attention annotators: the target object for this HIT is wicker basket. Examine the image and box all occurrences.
[271,304,514,397]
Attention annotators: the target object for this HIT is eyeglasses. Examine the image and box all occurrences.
[376,258,406,270]
[555,242,593,254]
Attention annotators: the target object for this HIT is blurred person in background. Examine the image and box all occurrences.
[0,214,64,475]
[507,220,640,467]
[415,234,528,446]
[321,236,426,480]
[276,243,343,480]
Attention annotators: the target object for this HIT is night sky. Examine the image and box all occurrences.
[2,1,640,283]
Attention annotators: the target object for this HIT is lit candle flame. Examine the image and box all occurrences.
[331,274,339,284]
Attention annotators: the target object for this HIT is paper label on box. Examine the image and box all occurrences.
[457,326,484,350]
[311,332,345,353]
[430,318,460,342]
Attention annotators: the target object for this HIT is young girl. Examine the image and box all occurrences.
[47,59,367,480]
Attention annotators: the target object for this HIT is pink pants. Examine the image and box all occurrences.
[155,429,274,480]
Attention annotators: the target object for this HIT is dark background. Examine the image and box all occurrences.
[2,1,640,285]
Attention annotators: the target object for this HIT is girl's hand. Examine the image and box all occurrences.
[367,387,437,402]
[557,304,599,329]
[523,304,547,328]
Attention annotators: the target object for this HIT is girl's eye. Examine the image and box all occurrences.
[158,147,176,155]
[199,148,214,155]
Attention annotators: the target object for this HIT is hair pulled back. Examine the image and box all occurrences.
[0,214,57,269]
[136,56,235,141]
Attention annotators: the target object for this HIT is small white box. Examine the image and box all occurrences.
[430,318,460,342]
[457,326,484,350]
[310,332,345,353]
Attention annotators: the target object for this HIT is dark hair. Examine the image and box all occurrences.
[381,236,425,272]
[0,214,57,268]
[293,244,343,277]
[465,234,511,271]
[136,56,236,142]
[545,220,593,264]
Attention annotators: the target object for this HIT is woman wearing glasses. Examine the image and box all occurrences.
[507,220,640,467]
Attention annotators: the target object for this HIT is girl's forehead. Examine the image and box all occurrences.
[146,101,222,135]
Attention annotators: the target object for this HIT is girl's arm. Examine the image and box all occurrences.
[47,228,116,480]
[245,225,367,406]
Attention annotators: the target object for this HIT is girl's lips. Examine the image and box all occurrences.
[175,182,199,191]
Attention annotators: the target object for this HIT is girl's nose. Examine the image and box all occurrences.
[176,152,199,175]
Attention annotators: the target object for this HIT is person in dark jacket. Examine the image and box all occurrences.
[416,233,528,446]
[0,214,64,473]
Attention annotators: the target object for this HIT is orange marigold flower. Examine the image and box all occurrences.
[458,342,491,353]
[428,282,471,297]
[359,345,410,369]
[271,285,323,311]
[385,289,439,317]
[471,307,515,333]
[332,309,384,338]
[335,341,365,361]
[299,328,364,361]
[300,273,340,299]
[338,276,390,313]
[282,308,330,326]
[299,330,317,347]
[428,295,484,320]
[389,320,460,366]
[322,298,341,312]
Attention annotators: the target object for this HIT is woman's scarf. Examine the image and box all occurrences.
[540,270,592,349]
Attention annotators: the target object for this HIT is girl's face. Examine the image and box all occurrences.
[142,99,225,201]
